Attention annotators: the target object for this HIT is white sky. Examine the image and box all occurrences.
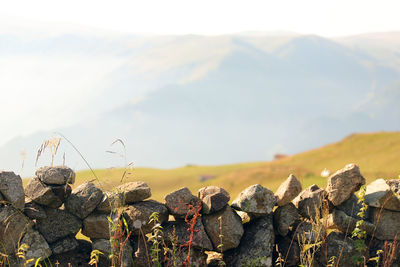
[1,0,400,37]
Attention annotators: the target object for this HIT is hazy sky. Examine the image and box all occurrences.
[0,0,399,147]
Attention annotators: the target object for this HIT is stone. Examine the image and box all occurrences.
[273,203,299,236]
[275,174,302,206]
[0,205,32,254]
[37,208,82,243]
[120,243,134,267]
[274,235,300,267]
[50,236,79,255]
[48,239,92,266]
[25,178,71,208]
[0,171,25,210]
[116,181,151,204]
[174,248,207,267]
[365,179,400,211]
[293,184,327,220]
[130,236,152,267]
[164,187,201,219]
[326,164,365,206]
[65,181,103,219]
[325,209,375,236]
[368,237,400,266]
[202,205,243,252]
[164,219,213,250]
[292,220,326,243]
[198,186,230,214]
[387,179,400,194]
[36,166,75,185]
[82,213,110,239]
[336,194,362,219]
[236,210,253,224]
[367,206,400,240]
[123,200,169,235]
[224,215,274,267]
[20,230,52,266]
[24,200,47,220]
[206,252,225,267]
[92,239,111,255]
[231,184,276,216]
[96,192,124,213]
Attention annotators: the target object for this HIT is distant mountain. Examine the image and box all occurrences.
[1,32,399,176]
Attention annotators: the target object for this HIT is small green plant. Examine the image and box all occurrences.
[351,185,368,266]
[148,212,163,267]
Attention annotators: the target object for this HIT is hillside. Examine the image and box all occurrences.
[73,132,400,201]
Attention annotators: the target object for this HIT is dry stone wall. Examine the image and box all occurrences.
[0,163,399,266]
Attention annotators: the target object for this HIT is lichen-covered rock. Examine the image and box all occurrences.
[0,205,31,254]
[164,187,201,219]
[164,219,213,250]
[273,203,299,236]
[36,166,75,185]
[326,209,375,236]
[224,215,275,267]
[65,181,103,219]
[116,181,151,204]
[82,213,110,239]
[367,206,400,240]
[123,200,168,235]
[275,174,302,206]
[37,208,82,243]
[293,220,326,243]
[20,230,52,266]
[203,205,243,252]
[274,235,300,267]
[293,184,326,219]
[24,200,47,220]
[174,248,207,267]
[231,184,276,216]
[50,236,79,255]
[336,194,362,219]
[25,178,71,208]
[326,164,365,206]
[365,179,400,211]
[198,186,230,214]
[0,171,25,210]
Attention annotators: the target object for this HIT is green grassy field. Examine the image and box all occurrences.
[74,131,400,202]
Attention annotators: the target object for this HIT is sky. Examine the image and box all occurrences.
[0,0,399,146]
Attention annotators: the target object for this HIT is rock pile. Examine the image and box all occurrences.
[0,163,399,266]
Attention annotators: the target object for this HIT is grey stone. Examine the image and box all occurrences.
[367,206,400,240]
[198,186,230,214]
[0,205,31,254]
[82,213,110,239]
[130,236,152,267]
[275,235,300,267]
[92,239,111,255]
[25,178,71,208]
[293,184,327,220]
[24,200,47,220]
[116,181,151,204]
[224,215,274,267]
[231,184,276,216]
[123,200,168,235]
[365,179,400,211]
[120,243,134,267]
[50,236,79,255]
[236,210,254,224]
[96,192,124,213]
[36,166,75,185]
[164,219,213,250]
[326,164,365,206]
[275,174,302,206]
[293,220,326,243]
[273,203,299,236]
[20,230,52,266]
[0,171,25,210]
[336,194,362,219]
[326,209,375,236]
[164,187,201,219]
[203,205,243,252]
[174,248,207,267]
[65,181,103,219]
[37,208,82,243]
[206,252,226,267]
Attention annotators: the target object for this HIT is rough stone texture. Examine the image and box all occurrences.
[164,219,213,250]
[336,194,362,219]
[224,215,274,267]
[120,243,134,267]
[368,237,400,266]
[365,179,400,211]
[24,200,47,220]
[48,239,92,267]
[387,179,400,194]
[36,166,75,185]
[367,206,400,240]
[174,248,207,267]
[293,184,326,220]
[95,191,124,213]
[326,209,375,236]
[37,208,82,243]
[20,230,52,267]
[164,187,201,219]
[198,186,230,214]
[82,213,110,239]
[236,210,254,224]
[203,205,244,252]
[92,238,111,255]
[206,252,225,267]
[274,235,300,267]
[231,184,276,216]
[273,203,299,236]
[326,164,365,206]
[50,236,79,254]
[65,181,103,219]
[0,205,31,254]
[123,200,168,235]
[0,171,25,210]
[130,236,152,267]
[275,174,302,206]
[25,178,71,208]
[293,220,326,243]
[116,181,151,204]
